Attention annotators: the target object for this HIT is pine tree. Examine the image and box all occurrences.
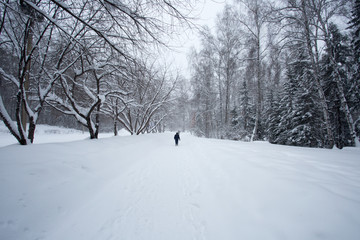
[290,84,323,147]
[224,107,241,140]
[275,67,297,145]
[266,89,281,144]
[274,49,324,147]
[348,0,360,143]
[322,24,355,148]
[349,0,360,57]
[238,81,254,141]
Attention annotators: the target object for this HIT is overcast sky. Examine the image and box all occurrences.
[164,0,230,78]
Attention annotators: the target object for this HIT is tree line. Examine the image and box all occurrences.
[188,0,360,149]
[0,0,193,145]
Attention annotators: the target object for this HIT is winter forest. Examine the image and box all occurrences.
[188,0,360,149]
[1,0,360,149]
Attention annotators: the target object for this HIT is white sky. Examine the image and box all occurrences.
[163,0,230,78]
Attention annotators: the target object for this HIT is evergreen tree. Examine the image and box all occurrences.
[239,81,254,141]
[290,84,323,147]
[275,67,297,145]
[349,0,360,57]
[266,89,281,144]
[275,49,324,147]
[348,0,360,142]
[322,24,355,148]
[224,107,241,140]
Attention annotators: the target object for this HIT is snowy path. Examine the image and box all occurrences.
[1,132,360,240]
[46,134,211,240]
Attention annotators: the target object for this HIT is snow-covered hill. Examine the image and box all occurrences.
[0,129,360,240]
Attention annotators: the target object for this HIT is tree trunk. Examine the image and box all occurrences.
[333,68,356,146]
[21,18,33,132]
[95,107,100,139]
[225,71,230,125]
[28,118,36,144]
[113,119,118,136]
[205,72,211,138]
[16,90,28,145]
[317,14,357,147]
[86,117,97,139]
[218,64,224,126]
[251,24,262,142]
[301,0,334,148]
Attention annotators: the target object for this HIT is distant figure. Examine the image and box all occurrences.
[174,132,180,146]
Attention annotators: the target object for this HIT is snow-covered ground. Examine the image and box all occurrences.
[0,125,360,240]
[0,122,130,147]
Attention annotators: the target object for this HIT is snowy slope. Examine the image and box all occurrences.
[0,130,360,240]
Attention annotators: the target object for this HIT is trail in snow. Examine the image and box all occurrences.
[0,132,360,240]
[46,134,209,240]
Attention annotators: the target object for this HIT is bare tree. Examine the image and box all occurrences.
[1,0,196,144]
[189,34,218,138]
[0,1,66,144]
[215,5,244,126]
[107,59,177,135]
[46,49,127,139]
[234,0,272,141]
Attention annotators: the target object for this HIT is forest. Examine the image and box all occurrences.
[186,0,360,149]
[0,0,360,149]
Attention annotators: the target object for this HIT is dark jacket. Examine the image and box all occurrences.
[174,133,180,141]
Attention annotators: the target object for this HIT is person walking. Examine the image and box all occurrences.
[174,132,180,146]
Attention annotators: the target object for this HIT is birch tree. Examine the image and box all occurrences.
[276,0,333,148]
[189,35,217,138]
[215,5,244,127]
[312,0,357,146]
[279,0,354,148]
[234,0,272,141]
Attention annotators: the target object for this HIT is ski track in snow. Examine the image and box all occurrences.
[1,132,360,240]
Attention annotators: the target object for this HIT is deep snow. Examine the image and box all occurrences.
[0,126,360,240]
